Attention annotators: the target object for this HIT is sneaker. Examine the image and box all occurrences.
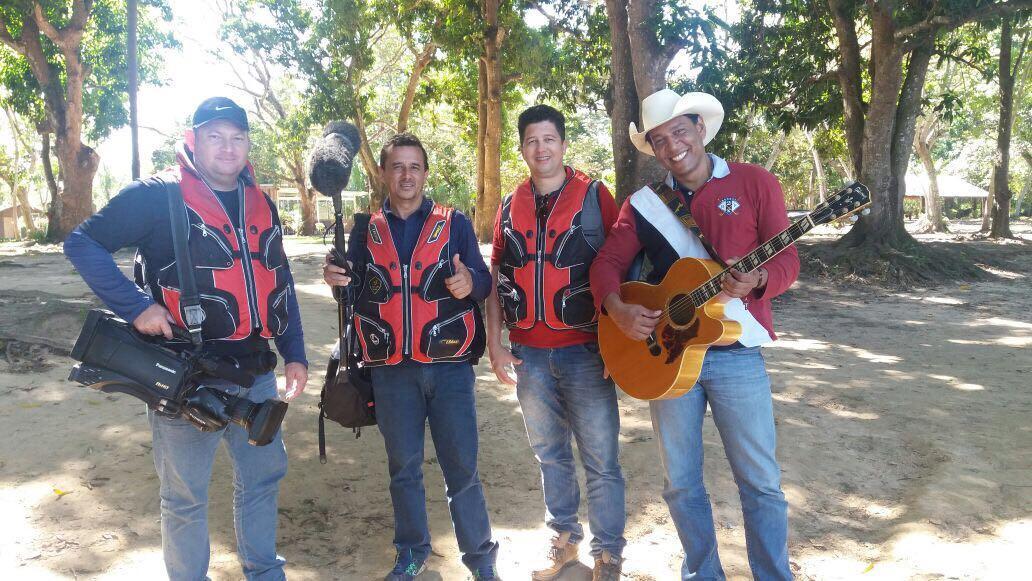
[384,551,427,581]
[592,550,621,581]
[531,531,579,580]
[470,565,500,580]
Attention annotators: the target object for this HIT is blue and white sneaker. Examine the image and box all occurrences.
[470,565,500,580]
[384,551,427,581]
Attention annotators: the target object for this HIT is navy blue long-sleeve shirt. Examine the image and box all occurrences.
[64,177,307,367]
[346,197,491,301]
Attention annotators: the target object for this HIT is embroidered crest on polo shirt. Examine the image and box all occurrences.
[717,196,741,216]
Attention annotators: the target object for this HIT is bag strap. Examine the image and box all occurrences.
[650,181,729,269]
[163,179,205,345]
[580,180,605,251]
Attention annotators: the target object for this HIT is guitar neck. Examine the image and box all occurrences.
[689,213,817,305]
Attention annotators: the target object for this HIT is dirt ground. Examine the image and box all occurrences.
[1,219,1029,581]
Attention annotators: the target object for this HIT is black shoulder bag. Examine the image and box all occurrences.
[318,212,375,463]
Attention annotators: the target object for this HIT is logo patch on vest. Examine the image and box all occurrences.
[427,220,446,244]
[717,196,741,216]
[369,223,382,245]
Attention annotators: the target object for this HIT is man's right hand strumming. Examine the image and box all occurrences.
[604,293,661,341]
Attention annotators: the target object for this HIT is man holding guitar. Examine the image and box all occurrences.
[590,89,799,580]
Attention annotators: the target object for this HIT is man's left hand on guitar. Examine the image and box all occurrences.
[720,257,767,299]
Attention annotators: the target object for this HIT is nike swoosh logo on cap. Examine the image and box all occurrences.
[214,105,234,111]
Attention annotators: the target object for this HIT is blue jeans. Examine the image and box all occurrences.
[649,347,791,581]
[147,372,288,581]
[511,341,626,558]
[371,362,498,573]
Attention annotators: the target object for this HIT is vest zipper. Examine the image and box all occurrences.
[402,264,412,356]
[535,211,545,323]
[206,181,260,331]
[235,185,262,331]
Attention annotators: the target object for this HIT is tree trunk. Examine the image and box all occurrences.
[604,0,641,202]
[15,185,35,236]
[827,0,865,178]
[838,7,912,249]
[128,0,140,180]
[290,152,317,235]
[914,116,947,233]
[765,130,787,171]
[989,16,1015,238]
[473,0,504,242]
[605,0,669,202]
[807,131,827,202]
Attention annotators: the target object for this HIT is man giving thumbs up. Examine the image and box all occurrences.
[323,133,500,581]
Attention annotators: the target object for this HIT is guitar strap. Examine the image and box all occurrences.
[650,181,730,269]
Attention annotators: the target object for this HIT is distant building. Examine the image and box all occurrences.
[260,185,370,234]
[0,205,44,239]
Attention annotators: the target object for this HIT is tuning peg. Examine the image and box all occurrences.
[861,208,871,216]
[849,214,859,223]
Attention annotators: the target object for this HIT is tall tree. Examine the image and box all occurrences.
[228,0,439,211]
[604,0,720,201]
[0,0,173,240]
[988,14,1029,238]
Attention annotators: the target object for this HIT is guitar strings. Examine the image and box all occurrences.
[650,207,830,330]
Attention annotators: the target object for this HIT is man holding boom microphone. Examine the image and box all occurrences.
[320,131,500,580]
[65,97,307,581]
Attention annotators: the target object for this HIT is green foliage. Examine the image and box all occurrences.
[0,0,177,140]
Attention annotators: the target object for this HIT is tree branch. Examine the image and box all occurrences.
[895,0,1032,41]
[527,1,579,36]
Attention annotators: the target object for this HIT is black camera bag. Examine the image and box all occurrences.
[318,213,376,462]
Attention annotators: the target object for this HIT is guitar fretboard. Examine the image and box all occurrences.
[687,214,815,307]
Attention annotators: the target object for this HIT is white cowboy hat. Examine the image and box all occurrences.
[629,89,725,156]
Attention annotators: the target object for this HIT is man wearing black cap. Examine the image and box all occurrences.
[65,97,307,580]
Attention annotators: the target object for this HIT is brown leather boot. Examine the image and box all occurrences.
[592,550,621,581]
[531,531,579,580]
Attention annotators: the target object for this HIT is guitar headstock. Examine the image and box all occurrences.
[810,182,871,226]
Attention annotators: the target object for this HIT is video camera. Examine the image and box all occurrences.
[68,309,287,446]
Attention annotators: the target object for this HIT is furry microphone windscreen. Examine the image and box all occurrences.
[309,121,360,197]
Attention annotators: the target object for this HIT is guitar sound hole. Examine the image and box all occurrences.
[667,294,696,327]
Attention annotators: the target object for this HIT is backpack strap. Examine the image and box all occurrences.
[580,180,605,251]
[162,179,205,345]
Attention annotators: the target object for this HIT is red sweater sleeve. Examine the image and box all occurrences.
[753,172,800,301]
[590,198,643,310]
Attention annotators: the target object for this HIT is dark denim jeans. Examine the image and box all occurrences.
[510,341,627,558]
[370,362,499,573]
[649,347,791,580]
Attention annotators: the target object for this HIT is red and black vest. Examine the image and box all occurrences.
[497,169,603,331]
[149,160,291,341]
[352,204,485,366]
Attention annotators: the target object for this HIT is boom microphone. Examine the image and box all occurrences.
[309,121,361,197]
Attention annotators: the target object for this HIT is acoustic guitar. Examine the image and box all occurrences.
[598,182,871,400]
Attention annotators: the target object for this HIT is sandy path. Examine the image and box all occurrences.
[1,221,1029,580]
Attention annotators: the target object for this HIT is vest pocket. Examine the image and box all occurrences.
[497,273,527,326]
[355,313,392,363]
[199,291,240,339]
[362,264,393,304]
[556,282,597,328]
[189,223,235,269]
[265,284,290,336]
[501,226,528,267]
[421,308,475,360]
[258,225,287,270]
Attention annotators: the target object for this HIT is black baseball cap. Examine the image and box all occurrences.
[192,97,249,131]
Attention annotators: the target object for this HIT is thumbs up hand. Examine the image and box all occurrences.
[445,253,473,299]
